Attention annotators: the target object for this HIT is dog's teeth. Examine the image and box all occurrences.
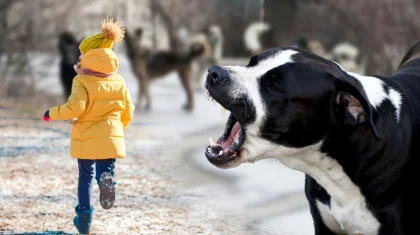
[219,150,224,155]
[209,137,216,146]
[221,106,226,117]
[212,99,216,105]
[206,91,211,101]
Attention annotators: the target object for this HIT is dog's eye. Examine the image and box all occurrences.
[267,83,283,93]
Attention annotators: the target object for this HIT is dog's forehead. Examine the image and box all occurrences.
[253,48,284,61]
[251,48,297,66]
[248,47,341,73]
[236,47,343,80]
[293,51,347,79]
[225,49,298,78]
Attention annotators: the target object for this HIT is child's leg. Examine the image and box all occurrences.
[74,159,95,234]
[95,158,116,209]
[77,159,95,211]
[95,158,116,185]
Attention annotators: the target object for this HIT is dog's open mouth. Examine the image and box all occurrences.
[205,90,246,167]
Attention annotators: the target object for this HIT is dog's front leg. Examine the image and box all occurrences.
[308,202,339,235]
[192,61,203,90]
[305,176,339,235]
[178,67,194,111]
[136,66,151,110]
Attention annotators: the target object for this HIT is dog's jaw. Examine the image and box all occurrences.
[219,49,299,165]
[205,49,303,167]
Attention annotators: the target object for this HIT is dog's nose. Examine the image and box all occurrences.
[208,65,228,84]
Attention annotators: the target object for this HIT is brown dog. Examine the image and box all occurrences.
[191,25,224,89]
[124,28,207,111]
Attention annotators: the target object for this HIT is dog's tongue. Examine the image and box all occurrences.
[230,122,241,140]
[221,122,241,150]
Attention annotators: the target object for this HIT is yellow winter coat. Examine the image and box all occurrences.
[49,48,135,159]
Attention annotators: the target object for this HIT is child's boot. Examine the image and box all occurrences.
[73,206,93,234]
[99,172,115,209]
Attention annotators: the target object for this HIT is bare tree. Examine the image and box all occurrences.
[0,0,80,97]
[313,0,418,75]
[263,0,420,75]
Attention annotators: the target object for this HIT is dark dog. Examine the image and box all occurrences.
[124,28,207,111]
[57,31,80,100]
[204,41,420,234]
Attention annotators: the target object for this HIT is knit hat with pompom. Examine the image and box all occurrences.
[79,17,125,54]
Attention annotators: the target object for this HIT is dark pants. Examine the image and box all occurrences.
[77,159,116,211]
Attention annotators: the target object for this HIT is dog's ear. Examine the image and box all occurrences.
[333,74,380,139]
[397,41,420,69]
[335,92,366,124]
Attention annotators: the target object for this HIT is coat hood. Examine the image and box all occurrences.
[79,48,119,74]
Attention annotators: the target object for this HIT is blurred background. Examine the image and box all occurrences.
[1,0,419,234]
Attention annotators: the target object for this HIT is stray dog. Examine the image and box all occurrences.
[204,41,420,234]
[191,25,224,89]
[58,31,81,100]
[243,22,275,55]
[124,28,207,111]
[307,39,332,60]
[331,42,366,75]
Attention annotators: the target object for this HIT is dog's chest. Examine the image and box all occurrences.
[316,197,379,235]
[272,144,382,234]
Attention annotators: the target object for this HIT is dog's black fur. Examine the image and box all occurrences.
[205,41,420,234]
[58,32,80,99]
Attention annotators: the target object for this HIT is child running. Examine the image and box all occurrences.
[43,18,135,234]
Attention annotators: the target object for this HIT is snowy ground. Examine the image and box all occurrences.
[0,54,315,234]
[0,99,250,235]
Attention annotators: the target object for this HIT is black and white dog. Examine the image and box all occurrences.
[204,41,420,234]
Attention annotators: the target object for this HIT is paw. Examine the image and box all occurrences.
[182,103,194,112]
[136,99,151,111]
[135,104,151,111]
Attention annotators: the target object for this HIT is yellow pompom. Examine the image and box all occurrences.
[101,17,125,44]
[79,17,125,54]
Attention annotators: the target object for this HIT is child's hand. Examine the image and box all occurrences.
[43,110,51,122]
